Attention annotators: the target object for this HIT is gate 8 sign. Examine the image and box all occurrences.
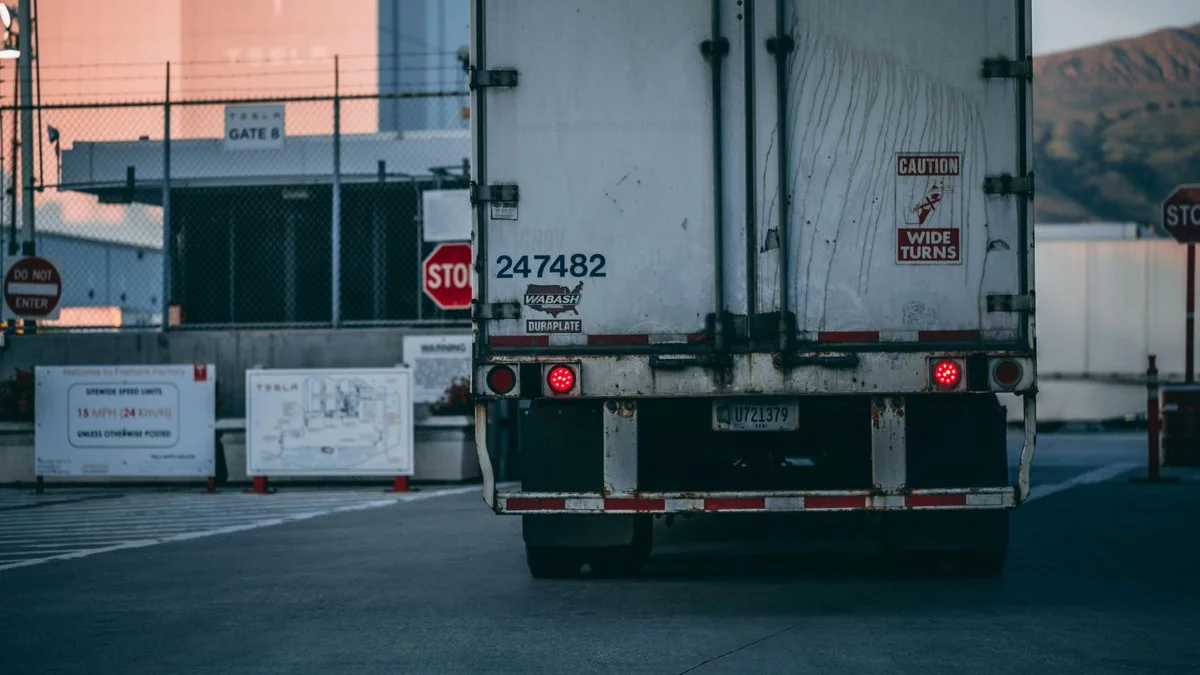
[1162,184,1200,244]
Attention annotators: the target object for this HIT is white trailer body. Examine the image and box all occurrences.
[469,0,1037,578]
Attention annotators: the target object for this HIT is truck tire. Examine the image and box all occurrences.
[884,510,1009,578]
[587,547,648,578]
[949,548,1008,577]
[885,394,1010,577]
[946,512,1009,577]
[525,546,584,579]
[586,515,653,578]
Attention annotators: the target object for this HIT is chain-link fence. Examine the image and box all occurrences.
[0,87,472,332]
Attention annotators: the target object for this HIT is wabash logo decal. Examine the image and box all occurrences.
[524,281,583,317]
[896,152,964,265]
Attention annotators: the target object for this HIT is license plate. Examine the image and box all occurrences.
[712,398,800,432]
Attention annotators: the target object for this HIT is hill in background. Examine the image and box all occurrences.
[1033,22,1200,224]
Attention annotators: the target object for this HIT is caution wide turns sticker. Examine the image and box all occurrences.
[895,153,963,265]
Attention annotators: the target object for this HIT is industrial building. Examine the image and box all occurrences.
[58,129,469,327]
[42,0,472,329]
[2,230,162,328]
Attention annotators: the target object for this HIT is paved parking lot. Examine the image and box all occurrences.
[0,485,481,570]
[1,433,1198,675]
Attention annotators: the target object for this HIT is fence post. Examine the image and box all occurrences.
[18,0,36,334]
[331,55,342,328]
[162,62,172,332]
[6,75,17,261]
[413,176,423,321]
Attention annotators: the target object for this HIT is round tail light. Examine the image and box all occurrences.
[992,360,1023,388]
[546,365,576,394]
[933,360,961,388]
[486,365,517,395]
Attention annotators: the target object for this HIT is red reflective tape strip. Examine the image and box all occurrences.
[917,330,982,342]
[907,493,968,508]
[489,335,550,347]
[506,497,565,511]
[818,331,880,343]
[704,497,766,511]
[603,498,666,512]
[806,495,867,509]
[688,332,709,343]
[587,334,649,346]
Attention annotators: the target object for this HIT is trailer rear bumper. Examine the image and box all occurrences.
[495,487,1015,514]
[474,393,1038,513]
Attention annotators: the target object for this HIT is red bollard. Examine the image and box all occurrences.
[244,475,273,494]
[1148,356,1161,481]
[1132,354,1180,484]
[204,477,217,494]
[386,476,410,493]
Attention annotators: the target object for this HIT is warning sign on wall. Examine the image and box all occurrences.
[895,153,963,264]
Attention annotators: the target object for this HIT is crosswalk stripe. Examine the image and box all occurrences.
[0,485,486,572]
[0,495,400,519]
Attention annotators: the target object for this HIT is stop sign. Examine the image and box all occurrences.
[422,243,472,310]
[3,256,62,320]
[1162,184,1200,243]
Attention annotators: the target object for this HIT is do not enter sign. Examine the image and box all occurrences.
[423,242,472,310]
[1162,184,1200,244]
[3,256,62,320]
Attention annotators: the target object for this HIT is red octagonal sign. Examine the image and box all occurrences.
[422,243,473,311]
[1163,184,1200,244]
[4,256,62,319]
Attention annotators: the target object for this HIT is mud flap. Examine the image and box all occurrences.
[522,514,641,548]
[880,393,1010,565]
[881,508,1009,554]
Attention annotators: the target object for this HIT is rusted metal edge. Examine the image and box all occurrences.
[493,487,1016,514]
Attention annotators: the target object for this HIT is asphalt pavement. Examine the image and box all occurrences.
[1,432,1198,675]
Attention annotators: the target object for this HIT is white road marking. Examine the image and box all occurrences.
[1025,463,1139,503]
[0,485,486,572]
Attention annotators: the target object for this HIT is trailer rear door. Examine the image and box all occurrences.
[472,0,1032,351]
[752,0,1031,345]
[473,0,720,347]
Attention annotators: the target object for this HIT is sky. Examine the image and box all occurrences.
[1033,0,1200,54]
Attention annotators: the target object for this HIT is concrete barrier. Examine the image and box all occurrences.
[0,422,35,484]
[414,415,481,483]
[2,417,482,486]
[0,327,470,420]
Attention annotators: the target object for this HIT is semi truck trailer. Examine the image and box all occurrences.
[468,0,1037,578]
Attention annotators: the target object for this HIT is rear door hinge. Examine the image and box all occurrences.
[987,294,1034,313]
[700,37,730,60]
[470,183,519,204]
[984,172,1035,199]
[765,35,795,55]
[469,68,518,89]
[471,182,520,220]
[475,301,521,321]
[981,56,1032,82]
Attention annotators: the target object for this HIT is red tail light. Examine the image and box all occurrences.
[486,365,517,395]
[992,359,1023,388]
[933,360,961,388]
[546,365,576,394]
